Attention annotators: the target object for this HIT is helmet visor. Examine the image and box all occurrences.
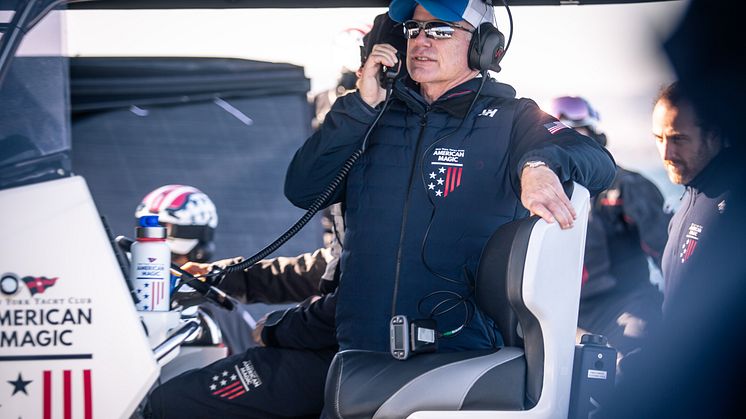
[167,237,199,256]
[549,96,598,128]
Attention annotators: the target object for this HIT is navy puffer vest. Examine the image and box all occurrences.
[337,78,527,352]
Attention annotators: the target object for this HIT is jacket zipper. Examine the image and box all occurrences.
[391,112,429,317]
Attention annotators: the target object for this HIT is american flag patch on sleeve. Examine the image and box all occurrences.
[543,121,569,134]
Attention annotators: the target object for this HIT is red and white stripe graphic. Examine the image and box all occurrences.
[210,366,248,400]
[212,380,246,400]
[544,121,569,134]
[142,185,197,213]
[680,238,698,263]
[43,369,93,419]
[151,281,166,309]
[443,167,463,197]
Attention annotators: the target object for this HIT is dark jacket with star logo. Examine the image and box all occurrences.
[285,76,615,352]
[662,151,746,312]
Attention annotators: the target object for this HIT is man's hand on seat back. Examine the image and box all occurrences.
[520,165,577,229]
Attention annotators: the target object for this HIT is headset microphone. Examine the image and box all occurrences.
[379,52,402,89]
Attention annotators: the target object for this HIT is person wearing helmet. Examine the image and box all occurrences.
[135,184,219,266]
[134,184,335,354]
[548,96,670,360]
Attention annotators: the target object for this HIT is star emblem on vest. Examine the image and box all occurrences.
[429,148,465,198]
[679,222,702,263]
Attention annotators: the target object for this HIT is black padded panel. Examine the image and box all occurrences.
[475,216,539,347]
[70,57,310,112]
[461,355,526,411]
[71,57,322,260]
[504,219,545,408]
[325,350,497,419]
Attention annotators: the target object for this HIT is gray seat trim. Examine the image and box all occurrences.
[372,347,525,419]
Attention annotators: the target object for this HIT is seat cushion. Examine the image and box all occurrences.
[325,347,526,419]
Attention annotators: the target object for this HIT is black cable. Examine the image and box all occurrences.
[502,0,514,54]
[418,208,462,285]
[410,72,489,336]
[417,290,475,337]
[417,72,488,284]
[429,292,469,317]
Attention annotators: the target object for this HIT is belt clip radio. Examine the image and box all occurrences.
[389,315,438,360]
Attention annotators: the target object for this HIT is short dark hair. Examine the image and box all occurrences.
[654,81,685,108]
[655,81,721,140]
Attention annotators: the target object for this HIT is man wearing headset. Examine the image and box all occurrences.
[286,0,615,368]
[548,96,669,361]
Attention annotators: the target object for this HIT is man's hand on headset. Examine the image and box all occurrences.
[357,43,399,108]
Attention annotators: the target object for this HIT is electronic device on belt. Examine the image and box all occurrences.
[390,315,438,360]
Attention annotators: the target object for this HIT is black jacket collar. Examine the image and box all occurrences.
[687,149,745,197]
[393,75,516,118]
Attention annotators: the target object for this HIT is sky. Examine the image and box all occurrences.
[52,1,688,202]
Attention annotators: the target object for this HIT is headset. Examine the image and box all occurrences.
[468,22,506,72]
[467,0,511,73]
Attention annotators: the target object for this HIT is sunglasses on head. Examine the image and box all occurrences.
[402,20,473,40]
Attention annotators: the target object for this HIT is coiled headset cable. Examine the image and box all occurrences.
[169,57,401,310]
[215,63,401,277]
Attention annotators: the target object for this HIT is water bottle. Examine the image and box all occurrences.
[568,334,617,419]
[129,215,171,311]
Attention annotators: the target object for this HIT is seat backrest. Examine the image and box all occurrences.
[476,182,589,409]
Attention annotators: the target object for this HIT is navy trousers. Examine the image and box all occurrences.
[147,346,335,419]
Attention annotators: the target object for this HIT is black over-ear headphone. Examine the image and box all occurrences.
[467,22,506,72]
